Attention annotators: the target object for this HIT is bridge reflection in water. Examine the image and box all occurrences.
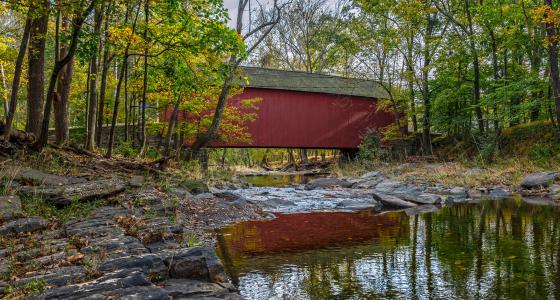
[216,199,560,299]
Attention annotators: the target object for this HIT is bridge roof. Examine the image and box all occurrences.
[239,67,389,99]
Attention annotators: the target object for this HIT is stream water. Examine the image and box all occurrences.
[217,176,560,299]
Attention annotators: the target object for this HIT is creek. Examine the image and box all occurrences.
[217,175,560,299]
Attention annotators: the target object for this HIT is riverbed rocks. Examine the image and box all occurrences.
[0,216,48,236]
[0,185,241,299]
[371,192,417,208]
[521,172,560,189]
[305,178,353,190]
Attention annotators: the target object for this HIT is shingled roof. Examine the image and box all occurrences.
[238,67,389,99]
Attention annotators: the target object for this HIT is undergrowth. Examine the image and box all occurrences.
[21,195,105,223]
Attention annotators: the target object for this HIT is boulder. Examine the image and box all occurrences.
[305,178,353,190]
[162,247,227,283]
[353,179,383,189]
[161,279,241,300]
[467,189,483,199]
[488,188,512,199]
[448,186,467,195]
[374,180,403,193]
[371,192,417,208]
[391,186,423,202]
[521,172,560,189]
[0,217,48,236]
[404,205,439,216]
[0,195,21,221]
[412,193,442,205]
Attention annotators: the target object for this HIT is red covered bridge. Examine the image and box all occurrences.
[173,67,395,149]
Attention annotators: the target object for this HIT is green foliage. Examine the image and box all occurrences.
[22,195,104,222]
[528,142,560,167]
[358,129,381,161]
[116,141,138,157]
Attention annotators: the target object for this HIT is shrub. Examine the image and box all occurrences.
[358,129,381,160]
[116,141,138,157]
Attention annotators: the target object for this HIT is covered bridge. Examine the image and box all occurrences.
[220,67,394,149]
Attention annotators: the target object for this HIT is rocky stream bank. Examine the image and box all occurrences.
[0,162,559,299]
[0,166,255,300]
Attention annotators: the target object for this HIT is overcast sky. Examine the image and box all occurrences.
[223,0,241,28]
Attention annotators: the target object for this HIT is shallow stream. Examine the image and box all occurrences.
[217,175,560,299]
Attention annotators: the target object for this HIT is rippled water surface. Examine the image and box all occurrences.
[216,198,560,299]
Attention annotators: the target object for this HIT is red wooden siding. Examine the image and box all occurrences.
[216,88,395,149]
[164,87,396,149]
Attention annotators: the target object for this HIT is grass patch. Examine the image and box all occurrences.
[21,195,105,223]
[3,279,48,298]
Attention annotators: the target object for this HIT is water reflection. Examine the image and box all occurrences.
[216,198,560,299]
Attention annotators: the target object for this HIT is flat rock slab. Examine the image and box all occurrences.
[22,178,127,206]
[161,279,241,299]
[0,195,21,221]
[371,192,417,208]
[99,254,168,278]
[37,268,152,300]
[305,178,353,190]
[0,217,48,236]
[5,167,85,186]
[15,266,87,288]
[521,172,560,189]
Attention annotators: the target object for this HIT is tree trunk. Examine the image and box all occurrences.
[96,52,111,146]
[545,0,560,132]
[54,16,74,145]
[123,58,129,141]
[86,7,103,150]
[1,63,8,118]
[27,3,49,136]
[5,9,32,133]
[105,59,126,158]
[139,0,149,155]
[164,95,181,157]
[465,0,484,133]
[421,14,433,155]
[35,0,96,150]
[300,149,308,163]
[221,148,227,167]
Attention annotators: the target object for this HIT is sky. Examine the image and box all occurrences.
[223,0,242,28]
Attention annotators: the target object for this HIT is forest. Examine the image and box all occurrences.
[0,0,559,166]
